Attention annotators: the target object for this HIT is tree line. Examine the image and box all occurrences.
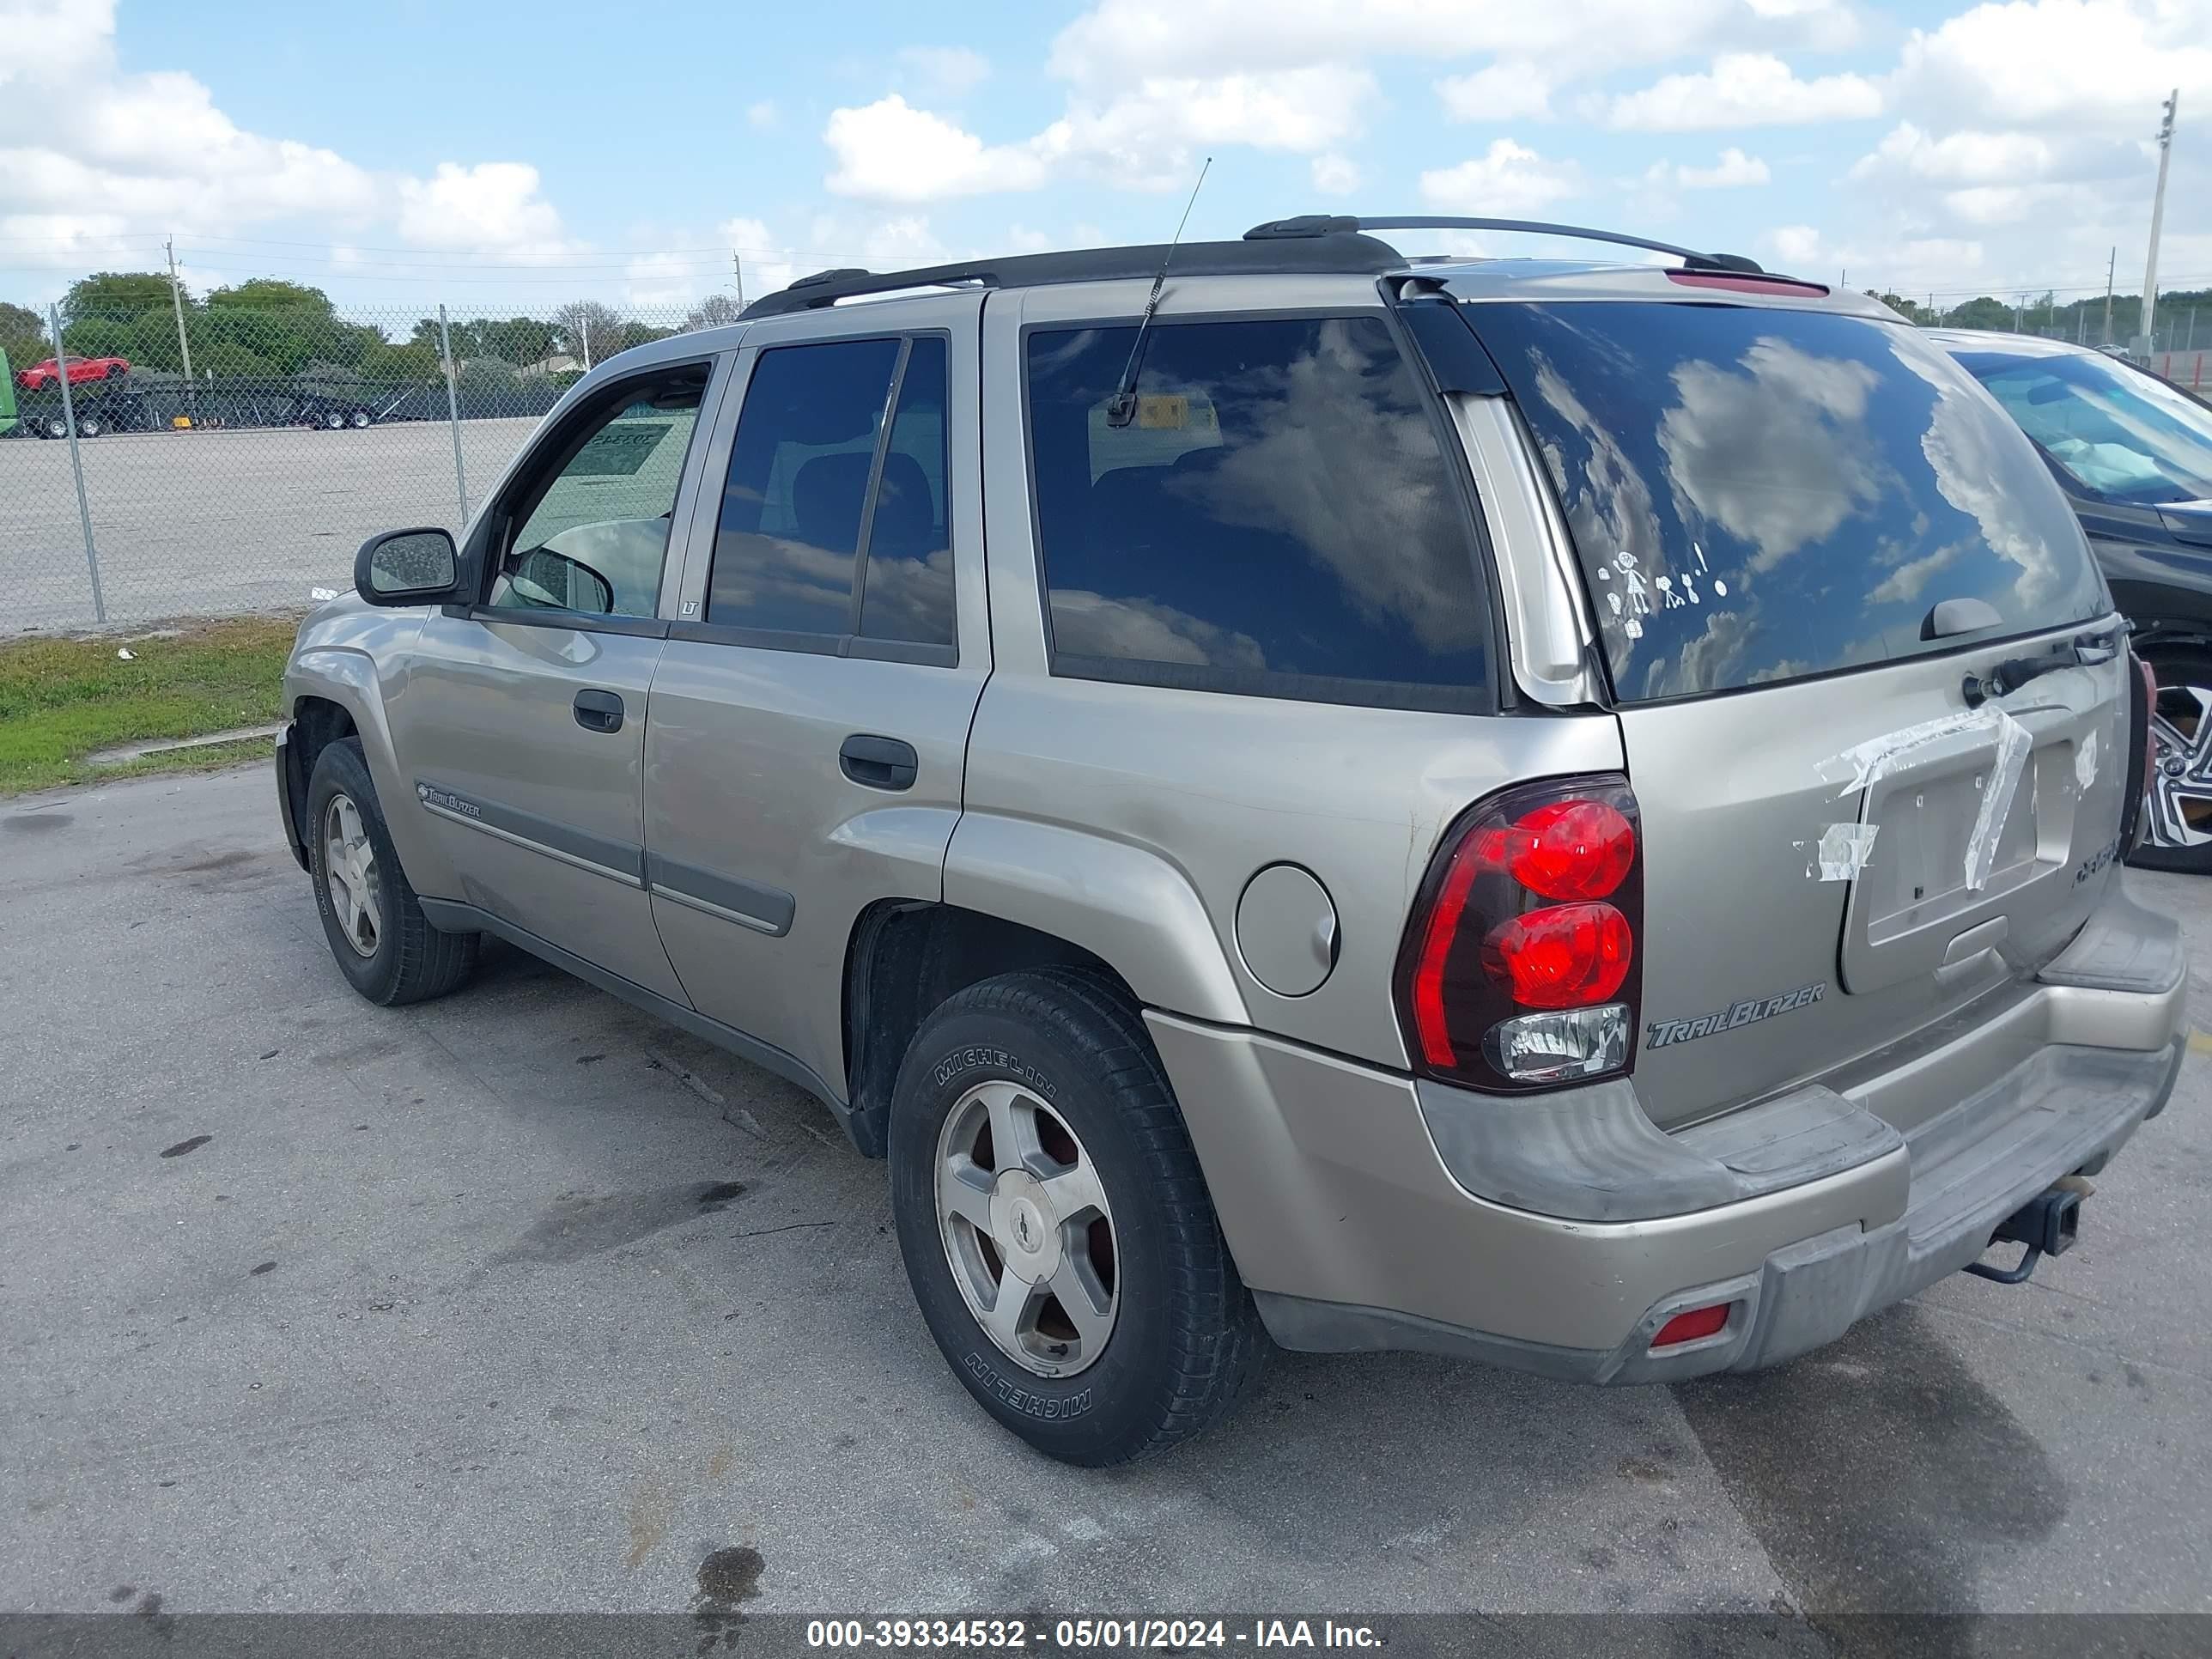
[1869,285,2210,345]
[0,275,750,389]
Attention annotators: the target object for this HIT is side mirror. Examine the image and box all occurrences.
[507,546,615,616]
[356,527,463,605]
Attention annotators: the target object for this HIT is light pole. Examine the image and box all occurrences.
[2142,90,2178,353]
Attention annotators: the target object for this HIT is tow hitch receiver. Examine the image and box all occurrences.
[1965,1177,2090,1285]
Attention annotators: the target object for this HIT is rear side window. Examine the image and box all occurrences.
[1473,302,2106,702]
[858,337,956,648]
[1024,315,1490,708]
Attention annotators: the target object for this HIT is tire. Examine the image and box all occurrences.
[304,737,478,1004]
[349,408,373,429]
[76,416,101,439]
[888,967,1263,1465]
[2129,642,2212,874]
[41,416,66,440]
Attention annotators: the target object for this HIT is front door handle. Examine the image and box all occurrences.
[573,689,625,733]
[840,733,918,791]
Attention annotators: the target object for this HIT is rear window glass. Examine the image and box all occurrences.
[1025,315,1490,708]
[1473,302,2106,702]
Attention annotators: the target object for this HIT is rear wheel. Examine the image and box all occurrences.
[349,407,373,428]
[888,968,1263,1465]
[2130,643,2212,874]
[76,416,102,439]
[305,738,478,1004]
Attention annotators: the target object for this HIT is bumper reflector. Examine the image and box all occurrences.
[1652,1303,1732,1348]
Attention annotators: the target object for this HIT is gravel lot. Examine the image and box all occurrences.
[3,766,2209,1635]
[3,420,540,634]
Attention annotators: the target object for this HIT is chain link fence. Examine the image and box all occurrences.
[2,297,706,634]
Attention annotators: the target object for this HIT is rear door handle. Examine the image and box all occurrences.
[573,689,625,733]
[840,733,918,792]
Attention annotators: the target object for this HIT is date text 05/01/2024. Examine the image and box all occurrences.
[804,1620,1382,1650]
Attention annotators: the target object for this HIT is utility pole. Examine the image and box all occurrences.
[165,236,195,414]
[2015,295,2027,331]
[2104,246,2116,345]
[732,250,745,309]
[2142,89,2179,352]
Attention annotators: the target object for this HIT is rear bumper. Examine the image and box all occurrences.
[1149,882,2186,1383]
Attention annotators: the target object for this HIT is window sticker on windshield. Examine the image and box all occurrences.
[1136,393,1188,429]
[568,421,672,477]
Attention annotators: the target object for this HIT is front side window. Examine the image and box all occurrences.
[1024,315,1490,707]
[1954,348,2212,506]
[489,368,706,619]
[1473,301,2107,702]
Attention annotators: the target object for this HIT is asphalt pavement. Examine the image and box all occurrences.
[3,765,2209,1631]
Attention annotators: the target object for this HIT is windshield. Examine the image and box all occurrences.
[1951,348,2212,506]
[1469,301,2106,702]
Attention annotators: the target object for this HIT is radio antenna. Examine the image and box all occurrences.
[1105,155,1211,427]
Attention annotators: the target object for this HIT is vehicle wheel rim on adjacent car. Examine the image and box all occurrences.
[934,1079,1120,1378]
[322,793,383,957]
[2146,683,2212,850]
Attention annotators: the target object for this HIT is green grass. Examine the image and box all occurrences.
[0,615,297,796]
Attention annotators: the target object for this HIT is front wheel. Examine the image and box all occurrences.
[304,737,478,1003]
[888,968,1263,1465]
[2130,643,2212,874]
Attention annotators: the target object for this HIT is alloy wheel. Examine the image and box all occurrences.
[2145,683,2212,851]
[321,793,383,957]
[934,1079,1119,1378]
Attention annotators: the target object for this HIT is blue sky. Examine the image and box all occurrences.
[2,0,2206,319]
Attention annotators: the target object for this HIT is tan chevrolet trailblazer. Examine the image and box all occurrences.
[275,216,2188,1463]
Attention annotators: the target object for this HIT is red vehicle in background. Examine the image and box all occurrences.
[15,354,130,391]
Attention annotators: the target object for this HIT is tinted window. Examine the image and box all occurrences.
[859,337,956,648]
[1025,315,1488,706]
[1954,347,2212,505]
[708,338,899,634]
[1474,302,2106,702]
[494,374,703,619]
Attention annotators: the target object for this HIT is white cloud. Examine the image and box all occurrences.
[1419,140,1583,214]
[0,0,586,269]
[897,46,992,98]
[746,100,779,130]
[824,95,1049,201]
[394,162,571,258]
[1888,0,2212,135]
[1674,148,1772,188]
[1601,52,1885,131]
[1437,64,1554,122]
[1311,153,1361,196]
[1849,122,2057,186]
[824,65,1369,204]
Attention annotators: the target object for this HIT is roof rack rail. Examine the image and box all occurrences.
[738,233,1404,319]
[1244,215,1765,275]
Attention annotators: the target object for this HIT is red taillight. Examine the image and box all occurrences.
[1395,775,1643,1091]
[1503,799,1636,900]
[1652,1303,1732,1348]
[1485,902,1633,1008]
